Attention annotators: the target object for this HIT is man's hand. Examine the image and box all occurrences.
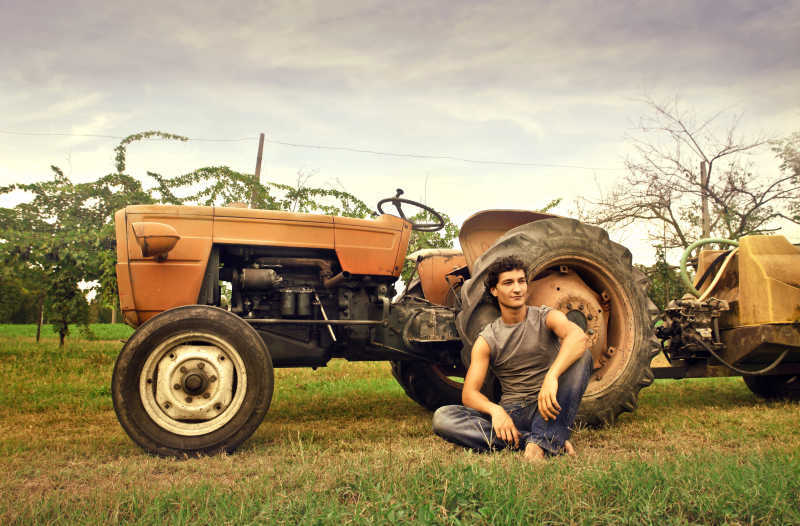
[538,373,561,421]
[490,407,520,447]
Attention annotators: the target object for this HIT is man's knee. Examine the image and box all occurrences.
[432,405,458,435]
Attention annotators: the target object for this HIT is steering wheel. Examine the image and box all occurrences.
[376,189,446,232]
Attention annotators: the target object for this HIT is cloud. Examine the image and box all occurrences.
[1,0,798,263]
[7,92,105,126]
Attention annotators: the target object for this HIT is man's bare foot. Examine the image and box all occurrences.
[564,440,576,457]
[523,442,546,463]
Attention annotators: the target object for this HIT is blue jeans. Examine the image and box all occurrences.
[432,350,593,455]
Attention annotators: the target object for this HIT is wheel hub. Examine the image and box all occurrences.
[565,309,588,331]
[141,342,239,433]
[182,371,209,395]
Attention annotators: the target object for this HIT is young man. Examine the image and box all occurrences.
[433,256,593,461]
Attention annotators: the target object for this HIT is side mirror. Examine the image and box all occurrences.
[131,222,180,260]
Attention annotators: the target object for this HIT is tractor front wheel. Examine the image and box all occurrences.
[112,305,273,456]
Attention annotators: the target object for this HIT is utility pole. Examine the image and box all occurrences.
[700,160,710,240]
[251,132,265,208]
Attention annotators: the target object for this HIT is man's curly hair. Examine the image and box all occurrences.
[484,256,528,299]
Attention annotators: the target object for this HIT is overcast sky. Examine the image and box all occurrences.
[2,0,799,263]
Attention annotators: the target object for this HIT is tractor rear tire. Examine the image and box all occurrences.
[112,305,273,457]
[455,218,660,426]
[743,374,800,400]
[390,361,464,410]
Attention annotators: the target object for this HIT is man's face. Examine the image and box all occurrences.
[490,268,528,310]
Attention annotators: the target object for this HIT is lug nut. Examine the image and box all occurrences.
[587,329,595,335]
[164,402,171,409]
[203,392,210,399]
[209,375,217,382]
[197,362,205,369]
[169,353,175,359]
[180,366,188,374]
[218,355,225,361]
[567,303,573,310]
[587,314,593,320]
[174,383,181,390]
[185,396,193,403]
[214,403,222,410]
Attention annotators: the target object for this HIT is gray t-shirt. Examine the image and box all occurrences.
[478,305,560,405]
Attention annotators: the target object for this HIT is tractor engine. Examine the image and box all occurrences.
[657,297,730,361]
[222,255,336,320]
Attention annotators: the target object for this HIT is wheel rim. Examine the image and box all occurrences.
[139,331,248,436]
[528,256,636,399]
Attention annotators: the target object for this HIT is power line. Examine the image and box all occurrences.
[267,138,620,171]
[0,129,622,171]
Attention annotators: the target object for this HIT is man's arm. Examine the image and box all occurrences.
[462,336,520,447]
[538,309,590,421]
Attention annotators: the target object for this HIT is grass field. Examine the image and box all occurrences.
[1,328,799,525]
[0,323,134,341]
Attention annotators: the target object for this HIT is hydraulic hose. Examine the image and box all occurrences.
[680,238,739,297]
[693,336,789,375]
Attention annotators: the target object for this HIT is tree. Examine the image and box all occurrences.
[0,166,92,344]
[580,97,798,250]
[46,257,90,346]
[773,131,800,225]
[635,246,689,311]
[0,157,153,343]
[0,270,39,323]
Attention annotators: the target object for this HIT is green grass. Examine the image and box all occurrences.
[0,323,134,341]
[1,335,799,525]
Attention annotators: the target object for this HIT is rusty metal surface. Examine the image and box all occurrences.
[719,323,800,364]
[653,360,800,379]
[409,249,466,306]
[653,362,740,379]
[526,259,637,399]
[528,269,607,369]
[333,214,409,276]
[458,210,556,271]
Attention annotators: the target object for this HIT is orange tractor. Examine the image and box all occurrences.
[112,191,800,456]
